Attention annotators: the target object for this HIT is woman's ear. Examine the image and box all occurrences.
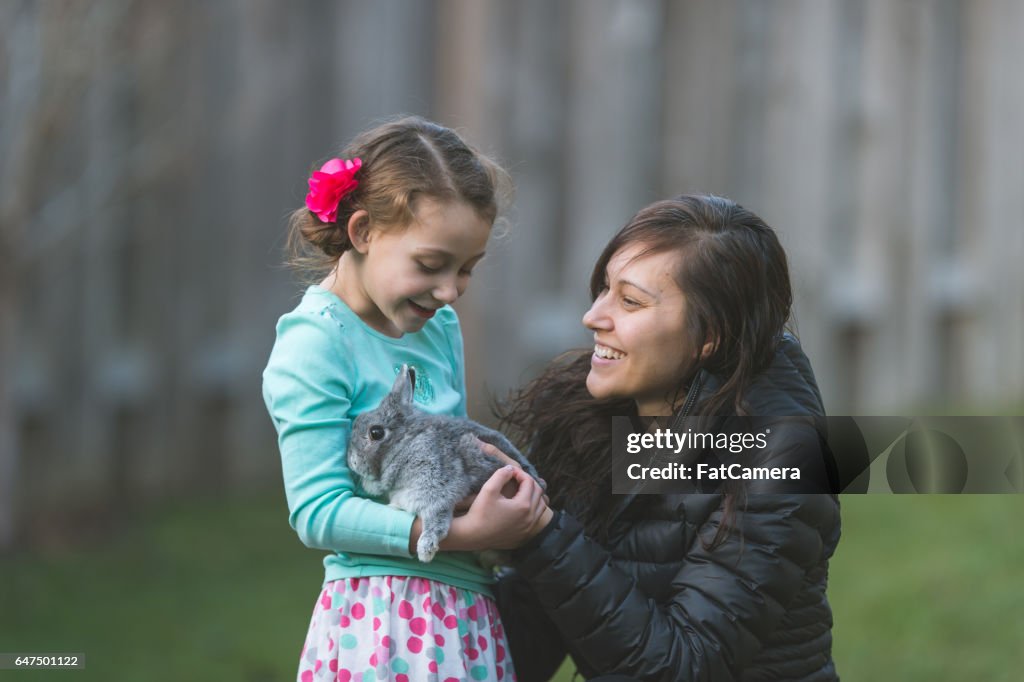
[700,337,717,361]
[347,210,372,254]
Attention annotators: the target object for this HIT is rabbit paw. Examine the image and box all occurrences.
[417,534,440,563]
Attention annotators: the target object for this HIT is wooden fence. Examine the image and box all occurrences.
[1,0,1022,550]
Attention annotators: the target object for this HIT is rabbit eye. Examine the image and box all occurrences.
[369,425,385,441]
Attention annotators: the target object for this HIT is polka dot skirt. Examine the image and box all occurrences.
[297,576,516,682]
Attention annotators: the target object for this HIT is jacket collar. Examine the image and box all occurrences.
[607,334,824,522]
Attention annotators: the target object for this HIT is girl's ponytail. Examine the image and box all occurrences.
[285,205,354,281]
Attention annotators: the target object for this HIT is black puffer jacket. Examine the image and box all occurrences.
[497,336,841,681]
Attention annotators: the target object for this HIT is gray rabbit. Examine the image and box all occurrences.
[347,365,544,562]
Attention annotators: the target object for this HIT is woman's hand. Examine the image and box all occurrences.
[446,466,553,552]
[455,439,547,513]
[412,440,554,556]
[454,441,514,512]
[476,438,548,495]
[476,438,522,468]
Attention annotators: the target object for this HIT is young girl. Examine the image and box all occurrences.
[263,116,544,682]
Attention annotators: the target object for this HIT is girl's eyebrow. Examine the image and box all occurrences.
[415,247,487,260]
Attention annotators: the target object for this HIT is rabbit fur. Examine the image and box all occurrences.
[347,365,544,563]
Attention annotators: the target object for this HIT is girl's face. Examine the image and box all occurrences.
[352,197,490,337]
[582,243,701,416]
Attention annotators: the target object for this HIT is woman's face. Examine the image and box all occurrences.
[582,243,701,416]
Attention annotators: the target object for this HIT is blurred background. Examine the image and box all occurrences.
[1,1,1022,680]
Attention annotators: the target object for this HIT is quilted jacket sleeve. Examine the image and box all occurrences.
[494,568,569,682]
[511,491,838,681]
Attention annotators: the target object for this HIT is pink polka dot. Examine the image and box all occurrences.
[434,634,445,647]
[467,605,478,621]
[467,647,479,660]
[351,602,365,620]
[381,636,392,648]
[398,600,414,619]
[328,637,335,651]
[422,596,432,611]
[314,660,322,673]
[497,644,506,662]
[369,653,377,666]
[478,635,488,651]
[321,592,332,609]
[396,676,409,682]
[338,669,351,682]
[348,578,358,591]
[443,615,457,629]
[340,615,351,628]
[372,617,381,631]
[407,636,423,654]
[329,659,338,673]
[409,617,427,635]
[497,667,505,680]
[415,579,430,594]
[445,678,460,682]
[432,602,446,619]
[428,661,438,673]
[301,671,313,682]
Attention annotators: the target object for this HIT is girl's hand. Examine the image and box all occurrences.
[449,466,553,551]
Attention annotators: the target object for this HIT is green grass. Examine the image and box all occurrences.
[0,492,321,681]
[2,493,1022,681]
[828,496,1024,681]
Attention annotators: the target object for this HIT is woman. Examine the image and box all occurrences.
[486,195,841,681]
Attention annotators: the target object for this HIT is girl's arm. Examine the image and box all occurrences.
[263,313,416,557]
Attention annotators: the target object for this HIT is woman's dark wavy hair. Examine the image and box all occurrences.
[498,194,793,543]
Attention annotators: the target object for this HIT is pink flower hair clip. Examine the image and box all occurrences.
[305,157,362,223]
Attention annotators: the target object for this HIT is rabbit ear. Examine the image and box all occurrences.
[389,364,415,406]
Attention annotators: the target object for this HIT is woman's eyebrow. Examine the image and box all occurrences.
[619,278,657,298]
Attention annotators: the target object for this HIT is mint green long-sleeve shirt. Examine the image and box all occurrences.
[262,286,493,595]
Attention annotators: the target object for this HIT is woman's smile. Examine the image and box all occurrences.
[593,342,626,361]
